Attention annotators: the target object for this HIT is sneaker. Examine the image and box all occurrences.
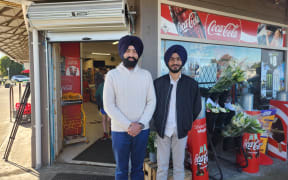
[100,133,108,140]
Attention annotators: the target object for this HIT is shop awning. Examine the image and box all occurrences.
[27,0,128,32]
[0,1,29,63]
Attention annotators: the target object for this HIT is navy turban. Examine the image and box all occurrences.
[164,45,187,66]
[118,35,144,60]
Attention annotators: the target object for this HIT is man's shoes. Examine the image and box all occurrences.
[100,133,109,140]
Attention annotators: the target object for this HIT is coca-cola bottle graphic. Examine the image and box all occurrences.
[170,6,206,39]
[196,164,204,176]
[195,144,207,176]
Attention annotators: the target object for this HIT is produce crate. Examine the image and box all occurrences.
[143,159,157,180]
[143,159,192,180]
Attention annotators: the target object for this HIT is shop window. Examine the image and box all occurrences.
[161,40,285,109]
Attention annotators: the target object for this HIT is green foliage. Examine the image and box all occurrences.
[147,131,157,153]
[0,56,24,78]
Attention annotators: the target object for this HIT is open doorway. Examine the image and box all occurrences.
[51,41,121,166]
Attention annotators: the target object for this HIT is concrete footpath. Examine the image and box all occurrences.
[0,85,288,180]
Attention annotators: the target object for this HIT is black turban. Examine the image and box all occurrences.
[164,45,187,66]
[118,35,144,60]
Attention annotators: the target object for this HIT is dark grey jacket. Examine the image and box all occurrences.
[152,74,201,139]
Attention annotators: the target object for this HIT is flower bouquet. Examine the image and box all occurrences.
[222,112,265,137]
[209,62,245,93]
[206,103,230,113]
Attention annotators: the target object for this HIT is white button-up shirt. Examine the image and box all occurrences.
[165,74,181,137]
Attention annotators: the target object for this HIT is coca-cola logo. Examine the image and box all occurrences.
[177,12,199,34]
[194,151,208,166]
[207,20,239,38]
[205,15,242,41]
[194,123,206,129]
[197,128,206,133]
[244,139,261,152]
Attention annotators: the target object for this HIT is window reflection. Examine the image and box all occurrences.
[161,40,285,109]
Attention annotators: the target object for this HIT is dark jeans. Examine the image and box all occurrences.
[111,129,149,180]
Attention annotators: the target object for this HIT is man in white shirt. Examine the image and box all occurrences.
[153,45,202,180]
[103,35,156,180]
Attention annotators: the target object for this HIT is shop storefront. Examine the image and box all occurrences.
[26,0,287,169]
[159,2,287,108]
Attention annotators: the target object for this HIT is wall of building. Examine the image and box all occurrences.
[138,0,159,79]
[30,31,50,168]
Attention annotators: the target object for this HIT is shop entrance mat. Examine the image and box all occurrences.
[52,173,114,180]
[73,139,115,164]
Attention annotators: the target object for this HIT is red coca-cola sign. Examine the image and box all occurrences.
[161,3,285,47]
[205,14,242,42]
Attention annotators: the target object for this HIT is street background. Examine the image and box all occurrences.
[0,84,38,180]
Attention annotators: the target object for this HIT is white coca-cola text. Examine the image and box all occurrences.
[194,151,208,165]
[244,139,261,151]
[177,12,199,33]
[207,20,239,38]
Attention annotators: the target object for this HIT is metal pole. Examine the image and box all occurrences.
[19,83,22,102]
[9,86,14,122]
[33,29,42,169]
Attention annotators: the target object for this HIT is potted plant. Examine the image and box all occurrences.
[147,131,157,163]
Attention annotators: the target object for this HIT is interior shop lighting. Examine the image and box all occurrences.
[112,41,119,45]
[92,52,111,56]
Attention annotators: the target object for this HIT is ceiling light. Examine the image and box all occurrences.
[92,52,111,56]
[112,41,119,45]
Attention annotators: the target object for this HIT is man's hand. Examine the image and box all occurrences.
[128,122,142,137]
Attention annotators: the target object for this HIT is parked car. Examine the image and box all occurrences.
[11,75,30,82]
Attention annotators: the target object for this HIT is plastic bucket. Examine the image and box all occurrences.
[236,133,261,173]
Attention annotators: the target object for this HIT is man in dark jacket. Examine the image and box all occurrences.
[153,45,201,180]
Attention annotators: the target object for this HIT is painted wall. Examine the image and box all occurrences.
[138,0,159,79]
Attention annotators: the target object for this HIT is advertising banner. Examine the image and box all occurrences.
[259,109,276,154]
[268,100,288,161]
[260,50,285,99]
[60,43,82,136]
[61,57,81,94]
[187,118,209,179]
[161,4,285,48]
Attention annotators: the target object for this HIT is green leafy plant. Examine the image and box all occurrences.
[147,131,157,153]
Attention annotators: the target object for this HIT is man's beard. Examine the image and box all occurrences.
[168,64,182,73]
[123,57,138,68]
